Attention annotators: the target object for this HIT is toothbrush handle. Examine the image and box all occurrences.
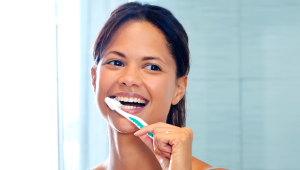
[128,117,154,139]
[138,124,154,139]
[136,123,154,139]
[147,132,154,139]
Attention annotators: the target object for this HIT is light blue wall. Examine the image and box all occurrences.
[59,0,300,169]
[171,0,300,169]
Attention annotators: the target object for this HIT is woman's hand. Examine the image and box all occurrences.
[134,122,193,170]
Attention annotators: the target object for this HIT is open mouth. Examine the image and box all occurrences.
[109,95,148,110]
[114,96,147,109]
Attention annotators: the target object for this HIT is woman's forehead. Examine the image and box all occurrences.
[104,20,173,62]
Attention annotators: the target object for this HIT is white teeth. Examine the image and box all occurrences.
[115,96,146,104]
[121,105,137,110]
[113,96,147,110]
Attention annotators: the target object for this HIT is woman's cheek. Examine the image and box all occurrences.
[96,68,112,117]
[144,75,175,123]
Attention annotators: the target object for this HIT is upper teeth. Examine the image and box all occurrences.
[115,96,146,104]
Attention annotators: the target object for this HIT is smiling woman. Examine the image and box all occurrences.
[90,2,225,170]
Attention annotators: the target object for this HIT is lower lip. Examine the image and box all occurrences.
[121,106,146,115]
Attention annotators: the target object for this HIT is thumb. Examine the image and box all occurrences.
[138,134,154,151]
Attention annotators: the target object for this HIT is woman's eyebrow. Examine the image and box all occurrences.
[143,56,166,64]
[105,51,126,58]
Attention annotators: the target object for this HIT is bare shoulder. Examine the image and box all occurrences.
[89,160,107,170]
[192,157,228,170]
[192,156,211,170]
[90,158,227,170]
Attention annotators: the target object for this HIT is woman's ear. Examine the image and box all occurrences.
[171,75,187,105]
[91,66,97,92]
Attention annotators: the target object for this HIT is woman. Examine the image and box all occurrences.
[91,2,226,170]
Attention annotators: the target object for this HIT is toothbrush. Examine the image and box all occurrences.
[105,97,154,139]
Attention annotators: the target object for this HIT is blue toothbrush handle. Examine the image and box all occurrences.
[129,117,154,139]
[147,132,154,139]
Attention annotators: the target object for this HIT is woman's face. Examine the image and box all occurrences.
[92,21,186,133]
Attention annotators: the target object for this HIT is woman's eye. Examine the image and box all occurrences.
[144,64,161,71]
[107,60,124,66]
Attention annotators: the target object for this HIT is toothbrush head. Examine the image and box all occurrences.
[105,97,122,110]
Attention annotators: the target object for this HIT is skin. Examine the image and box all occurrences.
[91,20,226,170]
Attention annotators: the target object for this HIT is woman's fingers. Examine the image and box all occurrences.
[154,133,172,152]
[138,132,172,154]
[153,133,172,159]
[156,141,172,153]
[135,122,187,155]
[138,134,153,150]
[135,122,194,170]
[139,134,170,158]
[137,128,173,161]
[134,122,178,137]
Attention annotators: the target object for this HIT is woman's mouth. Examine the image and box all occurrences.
[109,93,149,114]
[116,96,146,109]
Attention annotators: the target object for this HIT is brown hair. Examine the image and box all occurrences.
[93,2,190,127]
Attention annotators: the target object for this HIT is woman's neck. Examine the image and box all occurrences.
[106,126,161,170]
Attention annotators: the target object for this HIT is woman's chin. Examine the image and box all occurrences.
[109,115,139,134]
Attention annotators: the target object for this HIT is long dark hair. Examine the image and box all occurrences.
[93,2,190,127]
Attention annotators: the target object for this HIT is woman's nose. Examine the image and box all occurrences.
[117,65,142,87]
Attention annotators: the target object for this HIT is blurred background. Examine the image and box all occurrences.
[1,0,299,170]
